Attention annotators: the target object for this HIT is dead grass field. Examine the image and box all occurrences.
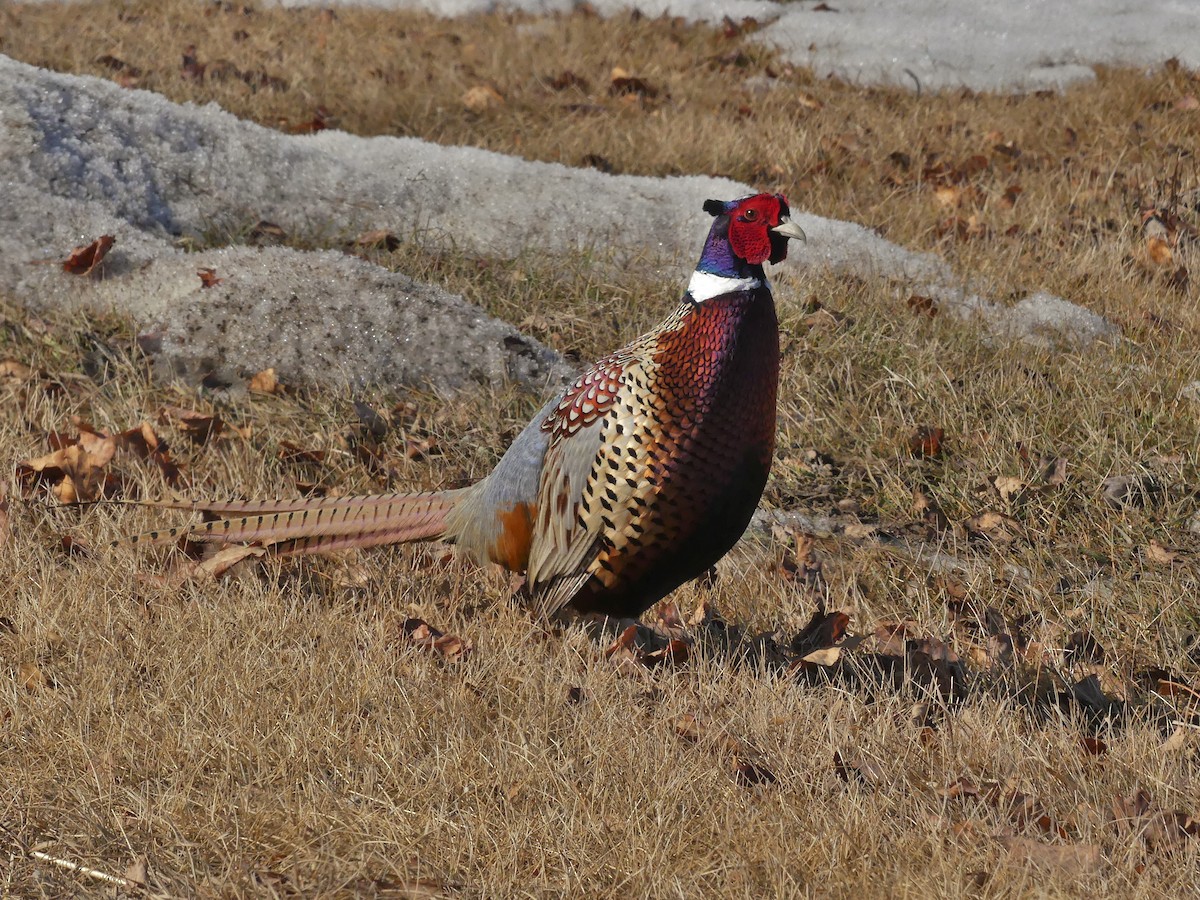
[2,2,1200,896]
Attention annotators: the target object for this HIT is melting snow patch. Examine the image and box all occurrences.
[991,292,1119,348]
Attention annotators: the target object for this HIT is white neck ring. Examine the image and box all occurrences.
[686,271,763,303]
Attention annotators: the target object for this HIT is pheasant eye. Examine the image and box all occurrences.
[742,208,758,221]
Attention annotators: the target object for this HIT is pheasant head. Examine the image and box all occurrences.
[698,193,805,274]
[685,193,804,303]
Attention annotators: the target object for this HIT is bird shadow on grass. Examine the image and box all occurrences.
[572,596,1185,742]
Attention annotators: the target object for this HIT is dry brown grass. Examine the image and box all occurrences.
[2,2,1200,896]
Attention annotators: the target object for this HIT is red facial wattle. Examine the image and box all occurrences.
[727,195,789,265]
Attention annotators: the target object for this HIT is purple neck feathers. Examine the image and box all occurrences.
[694,216,764,280]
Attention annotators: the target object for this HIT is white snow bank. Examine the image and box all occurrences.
[759,0,1200,93]
[282,0,779,22]
[0,55,1115,392]
[2,177,571,391]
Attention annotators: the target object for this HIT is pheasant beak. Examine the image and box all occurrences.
[771,216,807,242]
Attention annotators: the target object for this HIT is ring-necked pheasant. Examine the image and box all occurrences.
[128,194,805,619]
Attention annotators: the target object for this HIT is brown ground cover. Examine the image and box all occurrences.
[1,2,1199,896]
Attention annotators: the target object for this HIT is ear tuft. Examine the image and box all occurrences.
[702,199,726,217]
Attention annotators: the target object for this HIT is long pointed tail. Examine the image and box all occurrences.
[123,489,471,557]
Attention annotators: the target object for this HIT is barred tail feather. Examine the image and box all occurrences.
[123,489,470,555]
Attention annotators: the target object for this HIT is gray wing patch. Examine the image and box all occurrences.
[444,391,558,556]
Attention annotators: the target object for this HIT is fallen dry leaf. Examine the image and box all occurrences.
[191,545,267,582]
[248,368,283,395]
[647,638,690,666]
[993,475,1029,503]
[61,534,94,558]
[118,421,183,486]
[841,522,878,540]
[248,220,287,244]
[20,441,115,504]
[1101,474,1160,508]
[277,440,326,464]
[1064,630,1106,664]
[676,713,775,788]
[403,436,440,461]
[874,619,919,658]
[870,621,967,700]
[654,602,687,638]
[290,105,334,134]
[353,229,401,252]
[160,407,224,445]
[942,779,1066,838]
[906,294,938,317]
[790,608,849,658]
[1080,736,1108,757]
[398,617,472,662]
[688,596,722,628]
[1070,674,1123,721]
[0,359,35,382]
[1161,727,1194,755]
[1146,539,1181,565]
[19,419,183,501]
[772,527,824,588]
[1142,210,1175,266]
[462,84,504,112]
[62,235,115,275]
[912,486,950,532]
[123,858,148,887]
[112,421,159,458]
[604,623,688,670]
[732,755,776,787]
[549,70,588,91]
[674,712,708,744]
[1154,678,1200,705]
[181,44,205,80]
[999,184,1023,208]
[833,748,885,786]
[1039,455,1068,487]
[1112,789,1200,851]
[963,510,1024,544]
[937,213,989,241]
[933,184,962,208]
[96,53,142,88]
[609,66,658,98]
[197,267,222,288]
[18,661,50,693]
[799,647,841,667]
[908,426,944,459]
